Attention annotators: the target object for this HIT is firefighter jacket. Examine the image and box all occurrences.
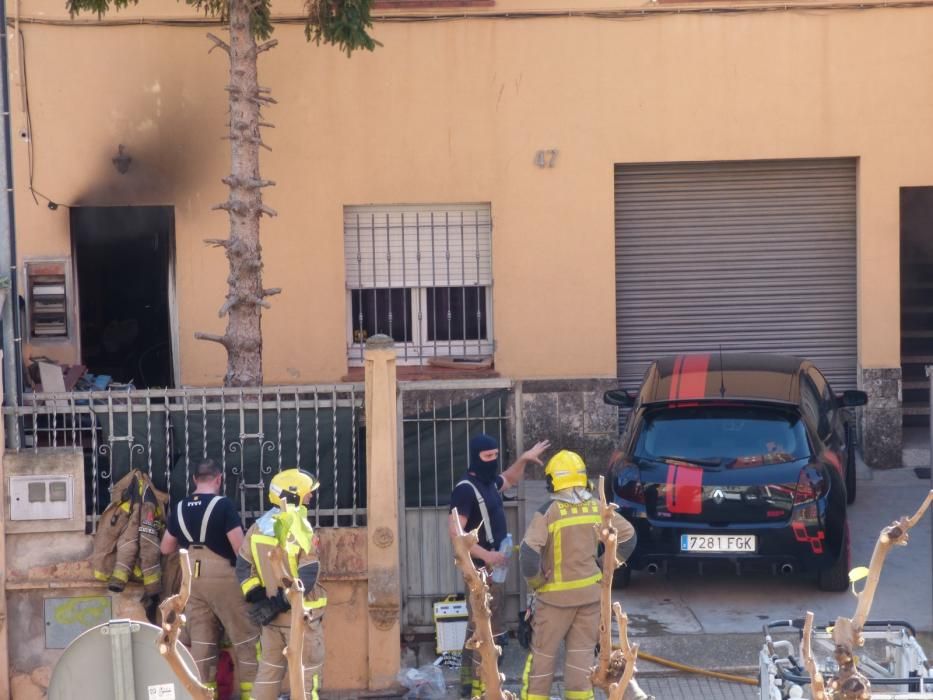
[236,507,328,624]
[91,469,168,597]
[519,489,635,607]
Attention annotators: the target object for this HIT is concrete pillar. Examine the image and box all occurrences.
[363,335,401,690]
[0,351,10,700]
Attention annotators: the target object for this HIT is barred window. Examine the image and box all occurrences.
[344,204,493,365]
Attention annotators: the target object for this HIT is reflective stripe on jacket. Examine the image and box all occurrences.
[520,496,634,607]
[90,469,168,596]
[237,510,328,619]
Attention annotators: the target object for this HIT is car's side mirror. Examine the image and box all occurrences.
[838,390,868,407]
[603,389,635,408]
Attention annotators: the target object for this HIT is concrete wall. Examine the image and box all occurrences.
[8,0,930,390]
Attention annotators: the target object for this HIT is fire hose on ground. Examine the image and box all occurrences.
[622,648,760,687]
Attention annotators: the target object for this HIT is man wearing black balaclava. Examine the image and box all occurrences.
[448,433,550,699]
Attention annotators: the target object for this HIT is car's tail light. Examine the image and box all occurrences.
[792,467,825,553]
[793,468,825,506]
[614,467,645,505]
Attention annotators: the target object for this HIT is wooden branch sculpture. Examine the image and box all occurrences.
[157,549,215,700]
[451,507,516,700]
[606,602,640,700]
[268,545,308,700]
[802,612,828,700]
[590,476,639,699]
[800,489,933,700]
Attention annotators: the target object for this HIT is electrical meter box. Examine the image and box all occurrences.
[5,449,85,533]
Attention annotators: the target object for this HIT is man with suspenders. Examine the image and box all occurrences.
[448,433,550,699]
[160,458,260,699]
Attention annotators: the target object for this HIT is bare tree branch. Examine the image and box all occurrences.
[195,332,230,348]
[255,39,279,55]
[263,288,282,297]
[203,238,230,248]
[218,297,237,318]
[222,176,277,189]
[259,204,278,217]
[213,200,250,216]
[206,32,230,55]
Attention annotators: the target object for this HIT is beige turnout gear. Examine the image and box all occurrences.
[186,543,260,698]
[238,510,327,700]
[519,488,637,700]
[91,469,167,597]
[253,616,325,700]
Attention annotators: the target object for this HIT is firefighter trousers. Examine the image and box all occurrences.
[253,615,324,700]
[460,579,506,698]
[521,599,599,700]
[185,546,260,699]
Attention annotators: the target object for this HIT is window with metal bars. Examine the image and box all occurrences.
[344,204,494,365]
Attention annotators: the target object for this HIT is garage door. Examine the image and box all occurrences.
[615,158,857,391]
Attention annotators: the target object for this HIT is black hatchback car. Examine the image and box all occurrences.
[604,353,867,591]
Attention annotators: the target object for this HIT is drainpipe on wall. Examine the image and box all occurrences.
[0,0,22,419]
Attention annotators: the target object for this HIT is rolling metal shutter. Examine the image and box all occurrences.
[615,158,857,390]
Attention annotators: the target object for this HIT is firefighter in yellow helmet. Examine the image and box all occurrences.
[236,469,327,700]
[519,450,650,700]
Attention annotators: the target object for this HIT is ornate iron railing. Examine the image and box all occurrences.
[3,385,366,530]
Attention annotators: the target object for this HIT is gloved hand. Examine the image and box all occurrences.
[249,589,291,626]
[244,587,268,604]
[517,610,533,649]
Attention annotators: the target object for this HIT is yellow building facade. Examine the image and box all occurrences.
[8,0,929,463]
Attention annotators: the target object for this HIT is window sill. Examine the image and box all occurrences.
[342,365,500,382]
[373,0,494,8]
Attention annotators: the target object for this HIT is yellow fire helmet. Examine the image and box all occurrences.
[544,450,588,492]
[269,468,320,508]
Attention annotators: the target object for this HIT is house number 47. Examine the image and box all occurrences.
[535,149,559,168]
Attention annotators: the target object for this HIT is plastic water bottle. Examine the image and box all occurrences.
[490,533,512,583]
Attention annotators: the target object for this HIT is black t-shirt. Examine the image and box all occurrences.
[167,493,242,565]
[449,474,507,564]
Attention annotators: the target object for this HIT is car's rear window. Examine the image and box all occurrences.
[634,405,811,467]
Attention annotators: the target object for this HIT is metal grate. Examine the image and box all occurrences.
[397,379,524,633]
[3,385,366,530]
[344,204,494,366]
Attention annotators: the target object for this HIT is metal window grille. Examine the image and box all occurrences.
[344,204,494,366]
[3,385,366,530]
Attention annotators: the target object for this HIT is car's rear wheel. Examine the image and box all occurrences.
[612,565,632,589]
[817,523,850,592]
[845,425,857,505]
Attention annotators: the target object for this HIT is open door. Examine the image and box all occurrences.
[71,206,176,389]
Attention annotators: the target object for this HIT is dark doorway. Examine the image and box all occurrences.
[899,188,933,427]
[71,206,175,389]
